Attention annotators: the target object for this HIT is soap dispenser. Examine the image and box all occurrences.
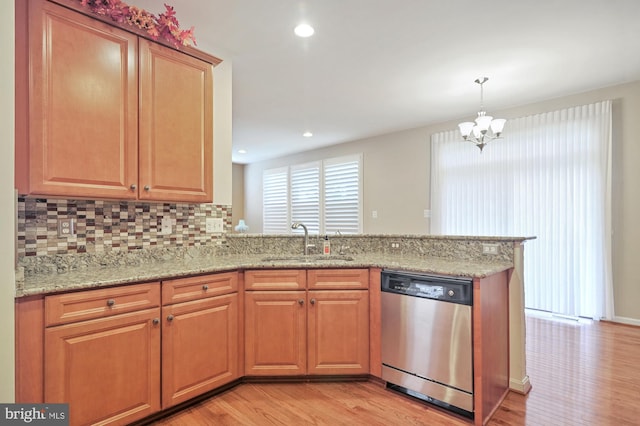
[323,235,331,255]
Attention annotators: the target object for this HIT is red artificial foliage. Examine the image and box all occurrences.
[78,0,196,48]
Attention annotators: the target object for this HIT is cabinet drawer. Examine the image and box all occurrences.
[307,269,369,290]
[45,282,160,327]
[162,272,238,305]
[244,269,306,290]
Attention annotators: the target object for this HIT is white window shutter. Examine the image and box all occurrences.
[262,167,289,234]
[324,154,362,234]
[291,162,321,235]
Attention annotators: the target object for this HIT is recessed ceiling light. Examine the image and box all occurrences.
[303,131,313,138]
[237,149,247,154]
[294,23,314,38]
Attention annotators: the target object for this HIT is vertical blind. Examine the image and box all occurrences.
[263,154,362,235]
[431,101,613,319]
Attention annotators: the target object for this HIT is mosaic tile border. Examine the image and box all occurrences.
[17,197,231,257]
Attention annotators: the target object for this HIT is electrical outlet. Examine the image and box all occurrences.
[206,217,224,233]
[372,210,378,219]
[57,218,76,237]
[482,243,499,255]
[161,217,172,235]
[424,209,431,218]
[390,241,401,249]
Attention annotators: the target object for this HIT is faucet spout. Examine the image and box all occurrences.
[291,222,310,255]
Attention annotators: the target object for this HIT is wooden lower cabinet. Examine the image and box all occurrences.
[244,290,307,376]
[307,290,369,375]
[21,268,369,425]
[244,269,370,376]
[45,308,161,426]
[162,293,239,407]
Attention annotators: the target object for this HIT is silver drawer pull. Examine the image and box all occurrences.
[202,285,209,291]
[106,299,115,307]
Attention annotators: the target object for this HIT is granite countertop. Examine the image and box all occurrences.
[16,252,514,297]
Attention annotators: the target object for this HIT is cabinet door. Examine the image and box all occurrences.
[308,269,369,290]
[162,293,238,408]
[244,291,306,376]
[45,308,161,426]
[244,269,306,291]
[162,272,238,305]
[139,38,213,203]
[308,290,370,375]
[18,0,138,199]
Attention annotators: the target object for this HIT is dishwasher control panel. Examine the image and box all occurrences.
[381,270,472,305]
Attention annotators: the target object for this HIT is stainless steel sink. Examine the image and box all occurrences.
[261,255,354,263]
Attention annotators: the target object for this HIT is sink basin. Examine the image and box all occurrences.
[261,255,354,263]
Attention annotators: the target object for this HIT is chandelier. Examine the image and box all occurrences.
[458,77,506,151]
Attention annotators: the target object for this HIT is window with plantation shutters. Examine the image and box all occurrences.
[262,154,362,235]
[324,155,361,234]
[291,162,321,235]
[262,167,289,234]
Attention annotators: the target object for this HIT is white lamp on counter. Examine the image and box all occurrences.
[234,219,249,233]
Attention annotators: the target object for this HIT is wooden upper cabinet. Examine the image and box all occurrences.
[16,0,139,199]
[16,0,218,202]
[138,39,213,203]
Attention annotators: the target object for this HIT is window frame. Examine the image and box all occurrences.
[262,154,362,235]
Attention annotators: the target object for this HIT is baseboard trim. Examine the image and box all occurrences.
[509,375,532,395]
[611,316,640,327]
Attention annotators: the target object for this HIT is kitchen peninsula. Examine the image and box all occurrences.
[15,234,532,426]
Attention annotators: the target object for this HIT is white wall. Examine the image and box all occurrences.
[211,51,233,206]
[1,0,16,402]
[242,81,640,322]
[231,163,245,228]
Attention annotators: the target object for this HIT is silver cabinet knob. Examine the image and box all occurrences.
[202,285,209,291]
[448,290,455,297]
[298,299,304,305]
[152,318,160,325]
[106,299,115,307]
[167,314,174,321]
[310,298,316,305]
[144,185,150,191]
[130,184,137,190]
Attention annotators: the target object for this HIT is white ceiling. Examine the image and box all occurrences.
[130,0,640,164]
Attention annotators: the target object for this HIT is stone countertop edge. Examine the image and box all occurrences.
[227,234,537,241]
[15,253,514,298]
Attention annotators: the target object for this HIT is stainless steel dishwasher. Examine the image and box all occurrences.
[381,270,473,418]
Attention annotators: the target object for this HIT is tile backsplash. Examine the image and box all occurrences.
[17,197,230,257]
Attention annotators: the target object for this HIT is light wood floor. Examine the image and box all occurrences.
[150,314,640,425]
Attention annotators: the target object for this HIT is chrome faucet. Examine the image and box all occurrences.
[291,222,310,255]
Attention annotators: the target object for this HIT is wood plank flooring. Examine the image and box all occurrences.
[149,314,640,426]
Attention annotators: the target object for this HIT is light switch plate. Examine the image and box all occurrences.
[206,217,224,233]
